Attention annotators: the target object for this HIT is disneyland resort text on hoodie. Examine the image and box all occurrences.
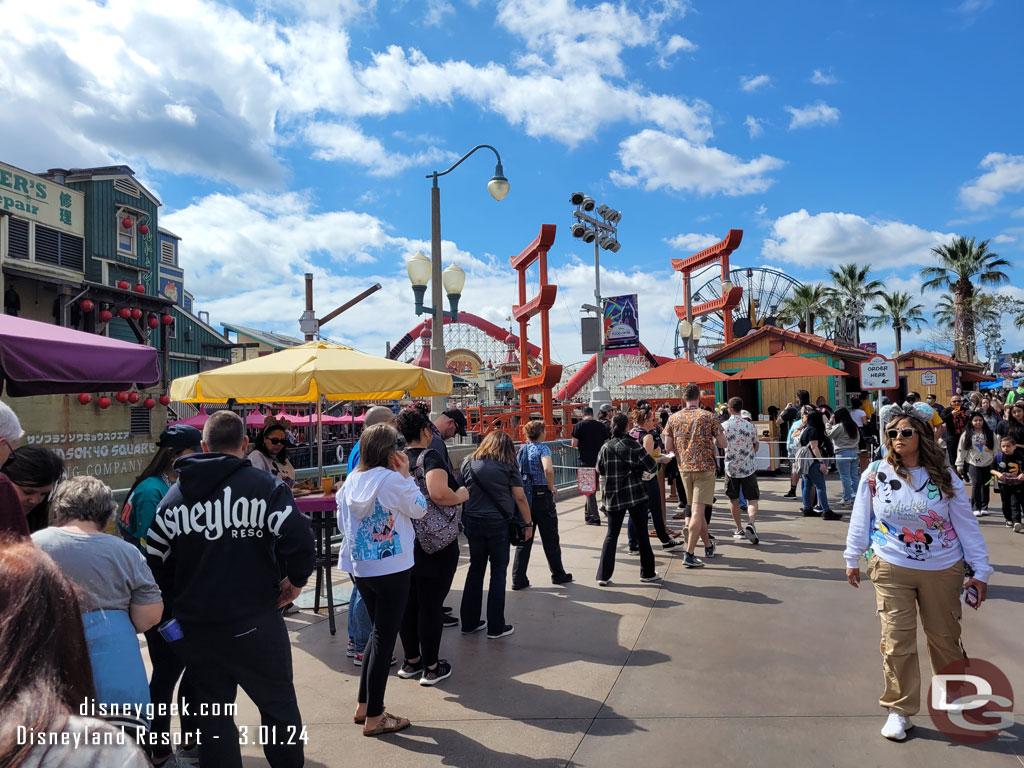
[146,453,316,623]
[338,467,427,578]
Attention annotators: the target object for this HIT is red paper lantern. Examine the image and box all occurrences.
[115,391,129,404]
[130,308,143,320]
[117,280,129,290]
[77,393,91,406]
[80,299,95,312]
[99,309,113,323]
[147,314,160,329]
[139,224,149,235]
[97,396,111,409]
[161,314,174,326]
[128,392,140,404]
[158,395,171,406]
[117,308,132,320]
[143,397,156,410]
[134,284,145,294]
[121,217,132,229]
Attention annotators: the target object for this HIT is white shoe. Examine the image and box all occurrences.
[640,572,661,583]
[597,579,611,587]
[880,710,913,741]
[973,510,986,517]
[732,529,745,539]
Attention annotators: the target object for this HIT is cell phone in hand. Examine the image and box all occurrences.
[963,585,980,610]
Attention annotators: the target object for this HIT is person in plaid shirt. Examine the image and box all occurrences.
[595,414,672,586]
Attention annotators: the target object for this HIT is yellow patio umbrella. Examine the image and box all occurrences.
[170,342,452,479]
[170,341,452,403]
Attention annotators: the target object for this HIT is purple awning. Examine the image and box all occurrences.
[0,314,161,396]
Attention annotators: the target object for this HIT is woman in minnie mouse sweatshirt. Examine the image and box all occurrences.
[843,406,992,743]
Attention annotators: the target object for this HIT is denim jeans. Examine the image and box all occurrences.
[347,582,372,653]
[460,516,511,635]
[836,448,858,501]
[802,461,831,512]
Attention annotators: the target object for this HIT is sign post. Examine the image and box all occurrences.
[861,355,898,456]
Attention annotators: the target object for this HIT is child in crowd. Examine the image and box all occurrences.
[991,435,1024,532]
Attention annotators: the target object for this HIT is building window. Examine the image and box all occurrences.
[160,240,175,265]
[7,217,29,259]
[113,177,141,199]
[129,406,151,436]
[117,213,135,257]
[34,224,83,271]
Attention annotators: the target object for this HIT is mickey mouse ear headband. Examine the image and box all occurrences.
[885,403,931,431]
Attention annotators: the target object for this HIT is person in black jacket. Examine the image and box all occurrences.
[147,410,315,768]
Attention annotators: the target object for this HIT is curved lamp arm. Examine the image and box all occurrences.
[428,144,503,183]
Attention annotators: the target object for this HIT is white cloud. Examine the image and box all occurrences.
[740,74,771,92]
[0,0,713,186]
[959,153,1024,210]
[744,115,763,139]
[1013,207,1024,218]
[993,234,1017,244]
[164,104,197,125]
[304,122,453,177]
[664,233,719,251]
[762,209,956,268]
[658,34,696,68]
[424,0,454,26]
[956,0,994,14]
[611,129,784,197]
[785,102,840,129]
[496,0,686,78]
[810,69,837,85]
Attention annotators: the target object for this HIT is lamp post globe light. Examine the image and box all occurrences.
[674,318,702,357]
[408,145,507,417]
[569,193,622,412]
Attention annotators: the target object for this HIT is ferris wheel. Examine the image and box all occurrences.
[677,267,804,364]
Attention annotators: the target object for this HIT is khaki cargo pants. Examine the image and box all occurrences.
[867,556,966,716]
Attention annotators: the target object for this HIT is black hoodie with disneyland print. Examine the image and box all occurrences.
[146,453,315,625]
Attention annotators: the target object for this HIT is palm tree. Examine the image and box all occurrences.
[932,293,957,327]
[867,291,926,356]
[921,236,1010,361]
[827,263,884,344]
[778,282,833,335]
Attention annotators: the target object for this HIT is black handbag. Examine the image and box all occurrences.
[465,461,530,546]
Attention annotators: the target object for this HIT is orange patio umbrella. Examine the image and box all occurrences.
[621,357,731,386]
[729,350,847,380]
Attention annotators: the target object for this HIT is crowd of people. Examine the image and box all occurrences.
[0,376,1004,759]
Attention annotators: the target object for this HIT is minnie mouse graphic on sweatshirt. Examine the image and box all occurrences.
[844,460,993,582]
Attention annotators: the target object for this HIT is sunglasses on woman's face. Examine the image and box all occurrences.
[887,428,917,439]
[266,437,287,445]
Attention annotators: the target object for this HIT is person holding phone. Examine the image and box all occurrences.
[843,406,992,742]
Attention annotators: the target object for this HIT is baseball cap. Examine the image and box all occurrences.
[599,404,615,414]
[741,410,752,420]
[442,408,467,437]
[157,424,203,450]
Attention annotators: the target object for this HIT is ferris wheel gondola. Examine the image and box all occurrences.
[677,267,804,364]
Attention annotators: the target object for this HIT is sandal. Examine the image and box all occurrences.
[363,711,410,737]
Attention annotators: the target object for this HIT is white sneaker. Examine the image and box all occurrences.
[973,510,986,517]
[880,710,913,741]
[640,572,661,583]
[597,579,611,587]
[732,529,746,539]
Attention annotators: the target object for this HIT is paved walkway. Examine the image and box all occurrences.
[194,477,1021,767]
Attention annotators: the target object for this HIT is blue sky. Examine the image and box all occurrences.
[2,0,1022,366]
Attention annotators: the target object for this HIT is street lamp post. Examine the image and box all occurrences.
[410,145,508,417]
[569,193,621,412]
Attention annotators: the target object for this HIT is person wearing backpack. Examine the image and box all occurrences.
[510,420,573,591]
[395,407,468,687]
[459,431,534,639]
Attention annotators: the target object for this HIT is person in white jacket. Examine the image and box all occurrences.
[844,406,992,742]
[337,424,427,737]
[955,412,996,515]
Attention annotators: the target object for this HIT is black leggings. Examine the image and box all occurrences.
[355,569,411,718]
[968,464,991,510]
[628,477,672,546]
[400,540,459,668]
[144,625,199,759]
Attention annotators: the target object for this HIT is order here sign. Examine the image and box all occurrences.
[860,355,898,390]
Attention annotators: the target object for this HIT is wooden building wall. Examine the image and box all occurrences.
[899,355,955,398]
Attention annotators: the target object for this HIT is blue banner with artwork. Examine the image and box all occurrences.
[603,294,639,355]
